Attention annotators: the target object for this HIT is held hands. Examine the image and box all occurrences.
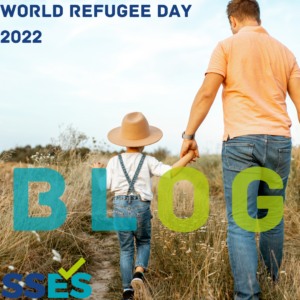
[187,149,196,158]
[91,162,104,169]
[180,139,200,163]
[186,149,197,164]
[172,147,197,169]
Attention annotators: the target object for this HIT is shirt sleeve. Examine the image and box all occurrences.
[148,156,172,177]
[290,60,300,79]
[106,159,113,190]
[205,42,227,78]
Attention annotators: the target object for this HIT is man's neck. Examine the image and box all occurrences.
[241,20,260,29]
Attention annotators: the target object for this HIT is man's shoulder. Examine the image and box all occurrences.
[268,35,294,55]
[218,32,252,49]
[216,35,236,53]
[219,34,236,45]
[219,32,293,56]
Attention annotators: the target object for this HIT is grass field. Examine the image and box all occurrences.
[0,147,300,299]
[106,151,300,299]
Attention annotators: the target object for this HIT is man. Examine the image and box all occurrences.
[180,0,300,299]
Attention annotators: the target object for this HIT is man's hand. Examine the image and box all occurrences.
[180,139,200,162]
[91,162,104,169]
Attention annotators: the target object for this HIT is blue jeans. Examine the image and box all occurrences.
[113,195,152,288]
[222,135,292,300]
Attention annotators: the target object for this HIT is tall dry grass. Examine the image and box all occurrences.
[0,151,114,298]
[1,145,300,299]
[107,150,300,299]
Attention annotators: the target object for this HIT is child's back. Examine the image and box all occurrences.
[107,151,173,300]
[92,112,195,300]
[106,152,171,201]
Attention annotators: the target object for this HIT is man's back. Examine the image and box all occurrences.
[206,26,300,141]
[181,1,300,299]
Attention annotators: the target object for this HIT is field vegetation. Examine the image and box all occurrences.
[0,128,299,299]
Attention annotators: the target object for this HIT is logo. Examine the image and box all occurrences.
[2,258,92,299]
[13,167,284,234]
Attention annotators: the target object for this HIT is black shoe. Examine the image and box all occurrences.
[131,272,152,299]
[122,289,134,300]
[132,271,144,282]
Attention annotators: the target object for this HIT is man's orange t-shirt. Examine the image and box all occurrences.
[206,26,300,141]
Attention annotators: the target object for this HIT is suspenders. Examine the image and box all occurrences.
[118,154,146,196]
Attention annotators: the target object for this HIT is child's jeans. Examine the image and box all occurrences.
[113,195,152,288]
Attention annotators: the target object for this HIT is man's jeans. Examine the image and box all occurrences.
[222,135,292,300]
[113,195,152,288]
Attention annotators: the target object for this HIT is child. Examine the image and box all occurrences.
[92,112,195,300]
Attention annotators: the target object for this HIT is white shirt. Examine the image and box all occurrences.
[106,153,172,201]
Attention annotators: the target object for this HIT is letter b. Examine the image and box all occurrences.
[14,168,67,231]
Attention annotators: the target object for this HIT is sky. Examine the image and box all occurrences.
[1,0,300,155]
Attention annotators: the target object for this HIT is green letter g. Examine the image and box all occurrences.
[232,167,284,233]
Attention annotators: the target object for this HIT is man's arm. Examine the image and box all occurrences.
[180,73,224,158]
[288,77,300,122]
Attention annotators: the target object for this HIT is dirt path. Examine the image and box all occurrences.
[84,234,118,300]
[85,260,115,300]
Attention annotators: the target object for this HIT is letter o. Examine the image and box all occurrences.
[158,167,209,232]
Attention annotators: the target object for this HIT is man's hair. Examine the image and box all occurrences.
[227,0,260,23]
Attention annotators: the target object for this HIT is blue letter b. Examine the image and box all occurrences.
[14,168,67,231]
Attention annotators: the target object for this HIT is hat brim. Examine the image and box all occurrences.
[107,126,163,147]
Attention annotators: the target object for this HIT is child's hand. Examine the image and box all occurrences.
[172,149,197,169]
[91,162,104,169]
[188,149,196,157]
[187,150,196,164]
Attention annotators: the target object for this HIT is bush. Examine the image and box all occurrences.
[151,147,170,161]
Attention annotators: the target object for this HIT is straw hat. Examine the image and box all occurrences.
[107,112,163,147]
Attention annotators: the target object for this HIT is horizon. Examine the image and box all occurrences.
[1,0,300,156]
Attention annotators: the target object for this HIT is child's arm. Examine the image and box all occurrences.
[91,162,108,191]
[172,150,195,168]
